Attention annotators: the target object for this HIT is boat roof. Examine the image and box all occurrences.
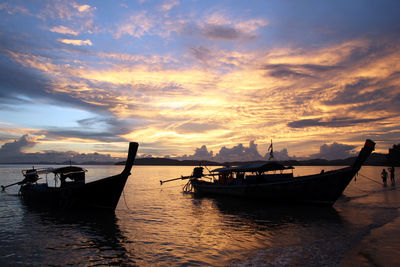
[53,166,87,175]
[211,162,293,173]
[22,166,87,176]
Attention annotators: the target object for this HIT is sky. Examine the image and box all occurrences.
[0,0,400,163]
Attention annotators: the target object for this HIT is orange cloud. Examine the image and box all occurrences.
[57,39,92,46]
[4,37,399,156]
[50,25,79,35]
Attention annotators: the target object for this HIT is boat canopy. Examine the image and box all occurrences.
[52,166,87,175]
[22,168,54,176]
[22,166,87,176]
[211,162,293,173]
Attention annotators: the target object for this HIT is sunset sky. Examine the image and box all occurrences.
[0,0,399,162]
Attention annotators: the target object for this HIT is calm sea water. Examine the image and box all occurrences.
[0,165,399,266]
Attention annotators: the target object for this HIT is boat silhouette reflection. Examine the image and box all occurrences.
[19,205,136,266]
[190,194,343,229]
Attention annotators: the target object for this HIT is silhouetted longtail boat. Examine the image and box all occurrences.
[1,142,138,210]
[160,140,375,206]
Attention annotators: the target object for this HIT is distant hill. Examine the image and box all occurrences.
[115,158,220,166]
[114,152,392,167]
[1,152,393,166]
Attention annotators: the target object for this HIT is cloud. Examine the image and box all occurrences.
[269,148,294,161]
[1,3,400,158]
[159,0,179,11]
[114,11,155,38]
[38,116,140,143]
[263,63,340,79]
[189,46,213,64]
[174,122,220,134]
[176,140,296,162]
[50,25,79,36]
[215,141,263,162]
[0,134,123,163]
[42,1,95,20]
[180,145,213,161]
[323,75,400,114]
[310,142,357,160]
[0,134,36,157]
[0,3,30,15]
[39,1,97,34]
[111,9,267,41]
[288,117,386,128]
[202,24,241,40]
[197,12,267,41]
[57,39,92,46]
[198,19,267,41]
[72,3,92,13]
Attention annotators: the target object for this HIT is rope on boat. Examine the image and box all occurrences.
[133,184,183,192]
[159,184,183,190]
[357,172,383,185]
[122,189,131,211]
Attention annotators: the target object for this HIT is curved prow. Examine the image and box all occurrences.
[121,142,139,176]
[352,139,375,172]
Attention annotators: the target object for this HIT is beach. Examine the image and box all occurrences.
[340,184,400,266]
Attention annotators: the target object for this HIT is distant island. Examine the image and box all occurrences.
[115,152,397,167]
[1,145,399,166]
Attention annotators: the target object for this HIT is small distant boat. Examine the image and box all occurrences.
[1,142,139,210]
[161,140,375,206]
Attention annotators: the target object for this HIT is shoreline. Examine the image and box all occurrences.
[340,186,400,266]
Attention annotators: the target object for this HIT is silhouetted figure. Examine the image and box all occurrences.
[389,167,395,185]
[381,169,388,186]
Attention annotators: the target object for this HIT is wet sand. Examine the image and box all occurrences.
[341,184,400,266]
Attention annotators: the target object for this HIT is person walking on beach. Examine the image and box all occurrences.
[381,169,388,186]
[389,167,395,185]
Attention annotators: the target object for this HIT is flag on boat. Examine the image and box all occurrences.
[268,139,274,160]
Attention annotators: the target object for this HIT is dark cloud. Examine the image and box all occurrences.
[181,22,254,41]
[42,129,127,143]
[0,134,36,157]
[0,54,51,102]
[190,46,213,64]
[301,64,341,72]
[0,31,113,114]
[323,73,400,114]
[263,63,340,79]
[40,116,138,143]
[0,51,111,115]
[0,134,124,163]
[288,117,386,128]
[310,142,357,160]
[175,122,220,134]
[269,68,314,79]
[324,78,380,105]
[202,24,241,40]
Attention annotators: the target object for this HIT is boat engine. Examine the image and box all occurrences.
[192,167,204,178]
[22,169,39,184]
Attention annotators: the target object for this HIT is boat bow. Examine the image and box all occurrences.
[122,142,139,176]
[352,139,375,173]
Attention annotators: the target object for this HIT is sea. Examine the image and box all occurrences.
[0,165,399,266]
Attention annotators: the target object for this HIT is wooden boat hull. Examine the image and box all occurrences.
[19,142,138,211]
[190,139,376,206]
[191,167,357,206]
[20,173,128,210]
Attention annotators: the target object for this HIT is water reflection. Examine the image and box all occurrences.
[194,195,343,228]
[19,206,135,266]
[183,195,346,265]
